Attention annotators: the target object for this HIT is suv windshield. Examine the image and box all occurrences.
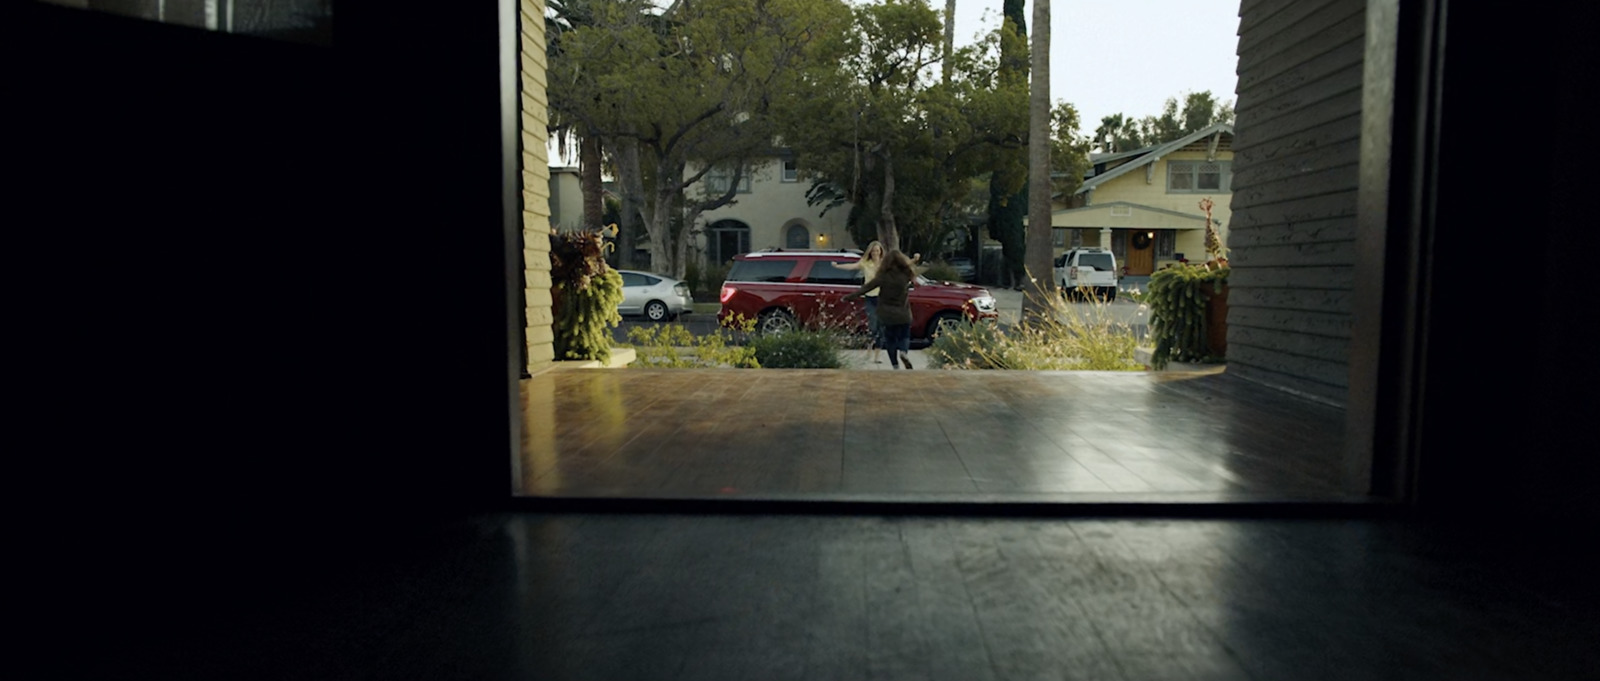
[726,259,798,282]
[1077,253,1114,271]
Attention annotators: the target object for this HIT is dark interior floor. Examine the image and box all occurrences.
[520,369,1354,502]
[100,513,1600,680]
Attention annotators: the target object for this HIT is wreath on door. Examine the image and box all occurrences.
[1131,231,1153,250]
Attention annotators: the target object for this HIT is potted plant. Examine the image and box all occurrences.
[549,225,624,362]
[1145,198,1229,369]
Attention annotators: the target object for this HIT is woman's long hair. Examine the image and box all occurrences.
[862,240,885,265]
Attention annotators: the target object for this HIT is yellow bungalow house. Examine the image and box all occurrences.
[1048,121,1234,277]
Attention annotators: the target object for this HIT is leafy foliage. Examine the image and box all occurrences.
[1146,264,1230,368]
[1092,91,1236,153]
[919,260,963,282]
[785,0,1031,257]
[683,259,730,301]
[925,293,1141,370]
[748,330,845,368]
[551,230,624,362]
[624,314,760,368]
[548,0,854,278]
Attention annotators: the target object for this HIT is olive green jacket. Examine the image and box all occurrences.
[844,267,913,326]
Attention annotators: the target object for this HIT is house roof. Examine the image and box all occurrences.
[1051,200,1214,223]
[1088,147,1154,166]
[1077,122,1235,195]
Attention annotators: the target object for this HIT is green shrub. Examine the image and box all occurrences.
[926,291,1142,371]
[1146,264,1229,369]
[747,329,844,368]
[924,319,1012,369]
[919,261,963,282]
[686,260,731,300]
[623,314,759,368]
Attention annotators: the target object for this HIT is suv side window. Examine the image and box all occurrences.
[803,260,863,284]
[726,259,799,282]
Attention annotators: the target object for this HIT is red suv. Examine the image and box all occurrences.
[718,249,1000,337]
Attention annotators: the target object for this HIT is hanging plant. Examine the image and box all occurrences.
[1146,263,1229,368]
[550,227,623,362]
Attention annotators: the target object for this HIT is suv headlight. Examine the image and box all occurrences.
[971,295,996,312]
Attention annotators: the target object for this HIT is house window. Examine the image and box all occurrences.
[706,166,752,195]
[1071,229,1083,248]
[1156,230,1175,258]
[1168,161,1231,193]
[1052,229,1067,247]
[781,159,799,183]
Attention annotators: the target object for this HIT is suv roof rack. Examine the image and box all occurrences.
[745,247,860,256]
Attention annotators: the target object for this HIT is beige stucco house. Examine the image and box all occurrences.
[1046,122,1235,276]
[694,155,853,265]
[546,166,585,233]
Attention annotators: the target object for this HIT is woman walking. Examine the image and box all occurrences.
[843,249,918,370]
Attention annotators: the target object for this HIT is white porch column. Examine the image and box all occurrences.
[1100,227,1113,249]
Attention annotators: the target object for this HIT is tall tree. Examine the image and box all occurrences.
[1096,90,1236,152]
[1023,0,1052,320]
[1050,102,1092,199]
[986,0,1029,288]
[548,0,852,278]
[942,0,956,83]
[784,0,1027,258]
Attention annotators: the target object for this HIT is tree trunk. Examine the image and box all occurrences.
[616,137,647,270]
[1023,0,1053,323]
[646,172,680,279]
[643,156,706,279]
[877,149,900,253]
[579,134,604,232]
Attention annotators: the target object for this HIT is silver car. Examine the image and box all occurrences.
[617,269,695,322]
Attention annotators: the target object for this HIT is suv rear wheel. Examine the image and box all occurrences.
[758,309,796,335]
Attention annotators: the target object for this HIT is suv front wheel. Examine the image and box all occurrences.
[928,311,964,338]
[758,309,797,335]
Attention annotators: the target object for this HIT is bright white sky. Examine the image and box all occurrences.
[951,0,1243,138]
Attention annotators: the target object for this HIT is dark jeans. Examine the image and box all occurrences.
[881,323,910,353]
[864,297,882,348]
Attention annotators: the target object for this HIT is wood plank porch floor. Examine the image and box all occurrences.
[518,368,1356,502]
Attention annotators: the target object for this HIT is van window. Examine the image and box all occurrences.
[804,260,863,284]
[1077,253,1114,271]
[726,259,798,282]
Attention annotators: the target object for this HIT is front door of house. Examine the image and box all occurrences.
[1125,230,1155,276]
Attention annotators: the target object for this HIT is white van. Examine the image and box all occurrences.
[1053,248,1118,301]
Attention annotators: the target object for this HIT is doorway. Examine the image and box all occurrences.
[1124,230,1156,276]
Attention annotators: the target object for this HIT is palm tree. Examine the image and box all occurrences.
[943,0,956,82]
[1022,0,1053,322]
[1095,114,1125,153]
